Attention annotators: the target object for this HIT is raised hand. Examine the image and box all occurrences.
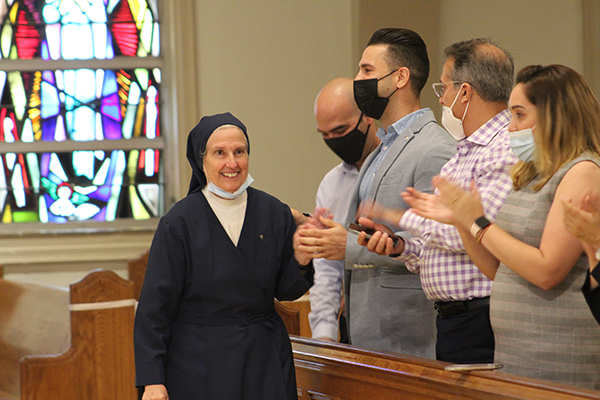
[357,199,405,226]
[401,186,456,225]
[562,189,600,254]
[431,176,485,229]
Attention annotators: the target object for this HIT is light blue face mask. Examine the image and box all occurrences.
[509,126,536,162]
[206,174,254,199]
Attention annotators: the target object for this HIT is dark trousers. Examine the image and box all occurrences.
[339,313,349,344]
[435,306,494,364]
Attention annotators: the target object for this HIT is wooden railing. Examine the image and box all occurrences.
[292,337,600,400]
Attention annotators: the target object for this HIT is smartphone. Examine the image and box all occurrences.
[347,223,400,245]
[444,363,503,372]
[347,222,377,238]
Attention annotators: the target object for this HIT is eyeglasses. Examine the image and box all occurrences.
[431,81,470,98]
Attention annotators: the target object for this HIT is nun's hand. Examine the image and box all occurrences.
[142,385,168,400]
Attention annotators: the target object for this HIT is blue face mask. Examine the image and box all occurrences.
[206,174,254,199]
[509,126,536,162]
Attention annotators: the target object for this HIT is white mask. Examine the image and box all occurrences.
[509,126,536,162]
[441,84,470,141]
[206,174,254,199]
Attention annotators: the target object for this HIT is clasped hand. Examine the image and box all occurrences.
[294,215,347,260]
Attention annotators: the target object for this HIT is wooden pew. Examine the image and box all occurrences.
[275,299,301,335]
[127,250,148,301]
[291,336,600,400]
[0,275,70,400]
[19,270,137,400]
[128,250,303,336]
[280,293,311,337]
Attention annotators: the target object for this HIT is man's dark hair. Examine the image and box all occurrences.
[367,28,430,98]
[444,38,514,103]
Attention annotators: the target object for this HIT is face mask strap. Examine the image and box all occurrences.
[449,83,471,122]
[354,113,372,138]
[377,68,400,82]
[449,83,465,109]
[461,97,470,122]
[353,112,364,131]
[378,69,401,100]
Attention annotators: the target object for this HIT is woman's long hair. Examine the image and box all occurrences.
[511,64,600,191]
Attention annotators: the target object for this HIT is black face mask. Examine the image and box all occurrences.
[353,69,399,120]
[324,114,369,165]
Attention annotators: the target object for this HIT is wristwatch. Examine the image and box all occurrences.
[470,216,492,238]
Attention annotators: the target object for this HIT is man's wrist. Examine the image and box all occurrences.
[311,323,339,342]
[388,237,405,257]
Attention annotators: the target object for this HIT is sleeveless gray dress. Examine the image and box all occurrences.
[491,156,600,390]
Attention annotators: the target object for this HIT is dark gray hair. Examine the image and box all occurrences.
[444,38,514,103]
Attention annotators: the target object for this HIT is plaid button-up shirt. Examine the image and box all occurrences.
[398,109,517,301]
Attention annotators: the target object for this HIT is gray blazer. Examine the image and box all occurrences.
[344,109,456,357]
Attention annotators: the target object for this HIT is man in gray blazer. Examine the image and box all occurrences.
[296,28,455,356]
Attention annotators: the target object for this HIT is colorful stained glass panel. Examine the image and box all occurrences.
[0,148,162,223]
[0,68,160,143]
[0,0,159,60]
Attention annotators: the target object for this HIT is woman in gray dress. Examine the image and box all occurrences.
[363,65,600,388]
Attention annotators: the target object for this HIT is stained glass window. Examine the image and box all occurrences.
[2,148,161,223]
[0,0,163,228]
[0,0,159,60]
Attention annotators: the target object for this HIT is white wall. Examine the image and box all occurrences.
[438,0,584,74]
[192,0,357,213]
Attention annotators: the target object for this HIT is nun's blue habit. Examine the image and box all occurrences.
[134,113,313,400]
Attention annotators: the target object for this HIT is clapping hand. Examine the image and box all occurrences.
[404,176,484,230]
